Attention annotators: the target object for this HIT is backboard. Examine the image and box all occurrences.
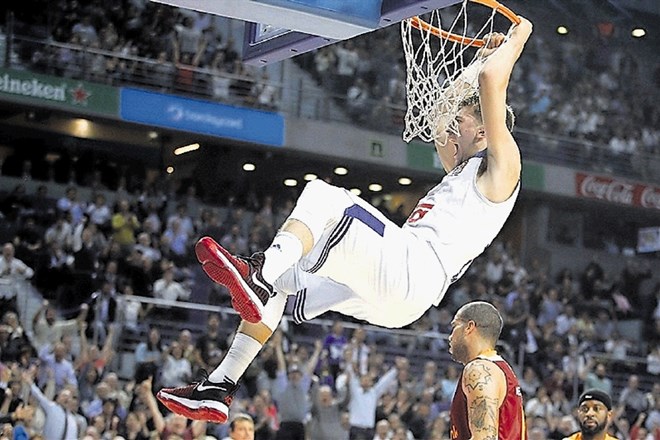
[150,0,462,65]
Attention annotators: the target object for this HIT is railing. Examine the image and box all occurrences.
[111,294,514,378]
[3,34,660,184]
[515,129,660,182]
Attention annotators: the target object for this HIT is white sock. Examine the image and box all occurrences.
[261,231,303,284]
[208,332,263,384]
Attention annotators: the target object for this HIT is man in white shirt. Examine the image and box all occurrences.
[344,355,406,440]
[152,267,191,320]
[0,242,34,314]
[31,300,87,352]
[153,267,191,303]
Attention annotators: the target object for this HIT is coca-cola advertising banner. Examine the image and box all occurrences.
[575,173,660,210]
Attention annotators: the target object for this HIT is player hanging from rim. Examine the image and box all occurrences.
[157,14,533,424]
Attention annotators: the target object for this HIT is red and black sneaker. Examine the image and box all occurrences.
[157,371,239,424]
[195,236,273,323]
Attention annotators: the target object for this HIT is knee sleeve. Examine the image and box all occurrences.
[260,290,287,332]
[287,180,350,245]
[273,267,298,296]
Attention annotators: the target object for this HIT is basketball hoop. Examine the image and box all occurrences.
[401,0,520,143]
[410,0,520,48]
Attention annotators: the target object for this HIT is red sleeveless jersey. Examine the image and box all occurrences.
[449,355,527,440]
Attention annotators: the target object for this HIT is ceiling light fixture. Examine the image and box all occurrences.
[631,28,646,38]
[173,143,200,155]
[71,118,91,138]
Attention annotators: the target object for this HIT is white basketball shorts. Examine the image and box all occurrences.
[273,180,447,328]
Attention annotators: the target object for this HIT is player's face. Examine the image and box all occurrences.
[231,420,255,440]
[577,400,611,435]
[452,107,483,150]
[448,317,469,364]
[437,107,483,172]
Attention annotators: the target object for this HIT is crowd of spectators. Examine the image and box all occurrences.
[0,1,659,439]
[4,0,280,110]
[298,9,660,180]
[2,0,660,181]
[0,171,657,439]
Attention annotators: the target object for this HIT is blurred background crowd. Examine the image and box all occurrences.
[0,175,658,439]
[0,0,658,439]
[1,0,659,181]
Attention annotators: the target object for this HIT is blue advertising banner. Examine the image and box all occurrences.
[120,88,284,146]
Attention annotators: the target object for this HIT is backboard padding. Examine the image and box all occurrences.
[150,0,462,65]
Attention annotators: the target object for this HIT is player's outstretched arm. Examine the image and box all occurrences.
[477,17,532,202]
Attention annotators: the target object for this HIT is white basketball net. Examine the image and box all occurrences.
[400,1,499,143]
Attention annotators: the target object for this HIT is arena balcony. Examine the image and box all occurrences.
[2,31,659,185]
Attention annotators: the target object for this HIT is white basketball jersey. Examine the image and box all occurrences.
[403,153,519,286]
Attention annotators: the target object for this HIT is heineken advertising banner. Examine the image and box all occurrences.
[0,68,119,116]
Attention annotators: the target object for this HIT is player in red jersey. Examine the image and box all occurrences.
[448,301,526,440]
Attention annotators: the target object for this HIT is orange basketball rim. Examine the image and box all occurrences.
[410,0,521,47]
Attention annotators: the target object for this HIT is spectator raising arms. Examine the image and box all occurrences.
[23,366,80,440]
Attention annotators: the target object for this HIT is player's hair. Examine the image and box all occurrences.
[229,413,254,431]
[458,92,515,133]
[457,301,503,344]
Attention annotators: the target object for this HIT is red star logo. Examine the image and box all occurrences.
[70,84,91,105]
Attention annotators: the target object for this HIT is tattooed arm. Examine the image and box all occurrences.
[462,359,506,440]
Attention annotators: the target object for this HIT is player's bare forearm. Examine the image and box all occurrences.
[479,17,532,91]
[463,360,503,440]
[444,60,482,101]
[476,18,532,197]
